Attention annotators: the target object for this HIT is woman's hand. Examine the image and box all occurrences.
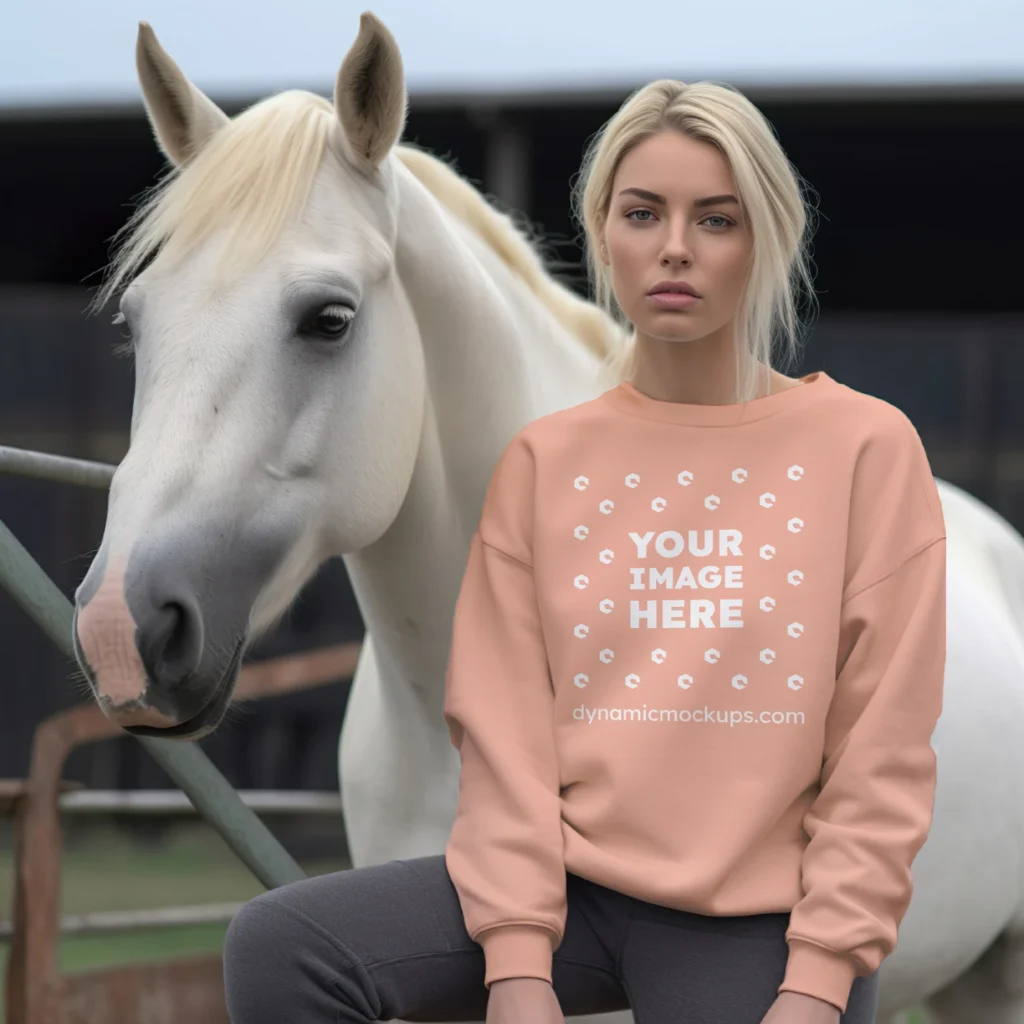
[759,991,841,1023]
[485,977,565,1024]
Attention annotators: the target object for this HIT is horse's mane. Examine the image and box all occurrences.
[96,89,621,362]
[394,145,621,362]
[96,91,335,310]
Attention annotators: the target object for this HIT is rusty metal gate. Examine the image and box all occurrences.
[0,444,358,1023]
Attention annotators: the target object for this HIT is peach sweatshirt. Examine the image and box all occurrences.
[442,370,946,1013]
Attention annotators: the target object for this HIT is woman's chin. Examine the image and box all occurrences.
[637,321,705,344]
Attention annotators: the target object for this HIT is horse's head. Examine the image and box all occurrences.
[74,14,423,738]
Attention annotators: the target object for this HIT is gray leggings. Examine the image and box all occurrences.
[222,854,879,1023]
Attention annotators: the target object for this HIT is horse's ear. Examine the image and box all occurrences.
[334,12,408,170]
[136,22,229,166]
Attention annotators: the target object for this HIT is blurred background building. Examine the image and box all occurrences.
[1,0,1022,821]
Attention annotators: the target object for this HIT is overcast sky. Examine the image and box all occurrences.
[3,0,1022,110]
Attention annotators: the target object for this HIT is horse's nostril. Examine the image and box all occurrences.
[159,601,187,661]
[137,597,204,690]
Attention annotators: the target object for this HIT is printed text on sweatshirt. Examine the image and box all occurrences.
[442,371,946,1013]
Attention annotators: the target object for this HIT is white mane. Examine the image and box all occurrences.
[97,89,620,361]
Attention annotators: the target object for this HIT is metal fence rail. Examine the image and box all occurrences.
[57,789,341,815]
[0,445,307,891]
[0,789,344,942]
[0,445,116,489]
[0,902,247,941]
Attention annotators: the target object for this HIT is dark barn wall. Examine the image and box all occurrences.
[0,90,1020,793]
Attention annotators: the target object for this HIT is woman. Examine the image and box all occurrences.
[223,78,945,1024]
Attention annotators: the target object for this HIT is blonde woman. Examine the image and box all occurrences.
[223,79,944,1024]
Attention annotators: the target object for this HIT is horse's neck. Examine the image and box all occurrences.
[342,165,607,707]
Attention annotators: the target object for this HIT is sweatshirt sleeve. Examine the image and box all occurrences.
[442,432,566,988]
[780,413,947,1012]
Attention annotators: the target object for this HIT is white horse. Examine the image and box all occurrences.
[73,13,1024,1024]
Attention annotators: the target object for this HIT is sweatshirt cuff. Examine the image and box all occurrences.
[478,924,556,988]
[779,939,859,1013]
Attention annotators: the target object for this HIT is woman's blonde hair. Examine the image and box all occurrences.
[571,79,819,403]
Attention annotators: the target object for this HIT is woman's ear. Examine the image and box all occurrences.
[596,219,610,265]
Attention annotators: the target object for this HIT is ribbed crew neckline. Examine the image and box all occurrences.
[600,370,832,427]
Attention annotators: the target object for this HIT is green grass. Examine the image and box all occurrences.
[0,822,348,1021]
[53,922,230,973]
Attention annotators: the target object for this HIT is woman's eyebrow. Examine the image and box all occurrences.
[617,187,740,208]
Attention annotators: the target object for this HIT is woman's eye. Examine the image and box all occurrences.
[702,215,732,229]
[305,303,354,340]
[626,209,655,222]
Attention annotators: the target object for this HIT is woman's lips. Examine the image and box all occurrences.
[647,292,700,309]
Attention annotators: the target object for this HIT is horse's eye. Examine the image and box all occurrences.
[110,309,135,358]
[305,303,354,340]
